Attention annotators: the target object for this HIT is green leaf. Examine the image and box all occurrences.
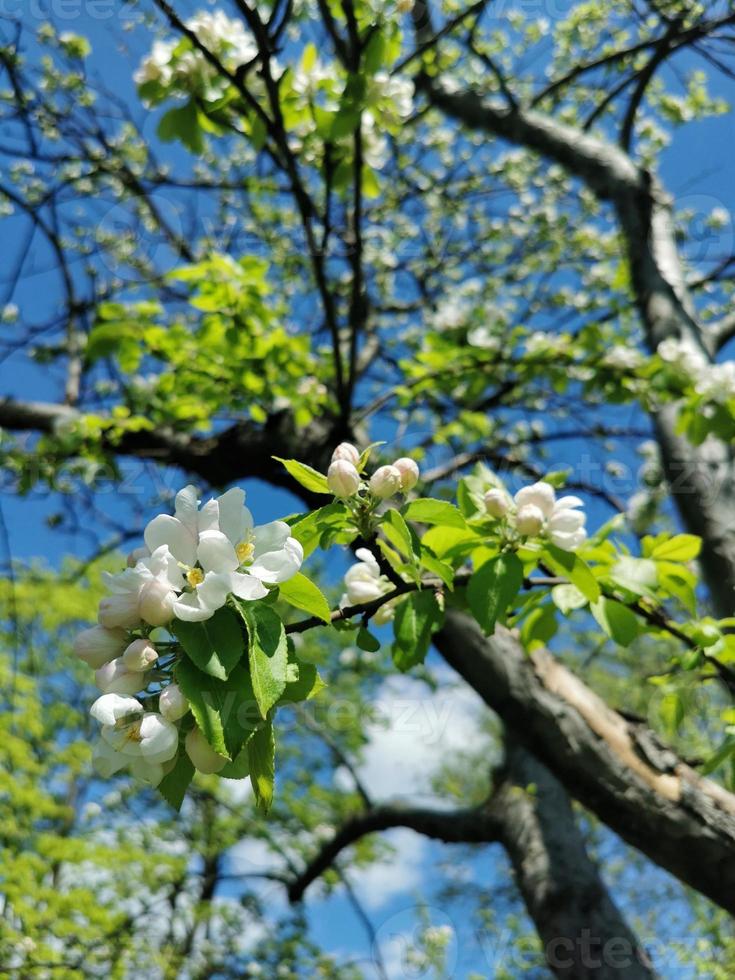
[175,659,260,760]
[356,441,385,472]
[392,591,444,671]
[543,545,601,603]
[520,604,558,651]
[651,534,701,563]
[174,606,245,679]
[357,627,381,652]
[273,457,331,494]
[157,101,204,153]
[591,597,640,647]
[219,746,251,780]
[467,552,524,635]
[381,508,419,561]
[277,649,325,704]
[659,691,685,736]
[157,751,194,811]
[241,603,289,717]
[248,720,275,813]
[402,498,468,528]
[419,549,455,589]
[288,502,349,557]
[279,572,331,623]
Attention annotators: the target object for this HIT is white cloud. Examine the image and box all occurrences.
[349,828,428,910]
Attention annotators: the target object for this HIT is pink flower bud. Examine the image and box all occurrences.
[98,594,140,630]
[159,683,189,722]
[393,457,419,491]
[138,579,174,626]
[328,459,361,498]
[484,488,510,518]
[331,442,360,466]
[74,626,128,669]
[185,727,227,774]
[369,465,402,499]
[95,658,147,696]
[515,504,545,536]
[122,638,158,671]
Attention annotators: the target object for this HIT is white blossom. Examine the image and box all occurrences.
[328,459,361,497]
[341,549,396,625]
[392,457,419,491]
[370,464,402,499]
[512,482,587,551]
[90,694,179,786]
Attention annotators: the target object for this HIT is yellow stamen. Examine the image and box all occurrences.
[236,541,255,563]
[187,567,204,587]
[125,724,143,743]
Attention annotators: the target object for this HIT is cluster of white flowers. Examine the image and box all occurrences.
[657,336,735,406]
[484,481,587,552]
[74,485,303,785]
[135,10,258,100]
[327,443,419,501]
[341,548,398,625]
[602,345,644,371]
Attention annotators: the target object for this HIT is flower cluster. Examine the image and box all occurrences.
[135,10,258,103]
[327,443,420,501]
[75,485,303,785]
[484,481,587,552]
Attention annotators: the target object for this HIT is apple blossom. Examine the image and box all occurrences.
[122,638,158,671]
[141,485,303,622]
[331,442,360,466]
[369,465,402,499]
[393,457,420,491]
[95,658,148,696]
[511,481,587,551]
[341,549,397,625]
[515,504,545,536]
[74,626,128,669]
[328,459,361,498]
[484,488,510,518]
[90,694,179,786]
[159,683,189,722]
[185,727,228,774]
[138,578,175,626]
[98,593,140,630]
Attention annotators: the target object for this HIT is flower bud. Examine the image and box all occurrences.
[393,457,419,491]
[328,459,361,498]
[95,658,147,696]
[185,727,228,774]
[331,442,360,466]
[369,465,402,499]
[484,488,510,519]
[122,638,158,671]
[126,546,149,568]
[159,683,189,722]
[74,625,128,669]
[515,504,545,536]
[138,579,174,626]
[98,594,140,630]
[514,481,555,517]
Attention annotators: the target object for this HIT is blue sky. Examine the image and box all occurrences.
[3,3,735,976]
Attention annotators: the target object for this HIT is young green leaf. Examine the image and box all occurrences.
[175,659,260,760]
[157,751,194,811]
[591,597,640,647]
[392,591,444,671]
[241,603,289,717]
[357,626,381,652]
[402,498,468,529]
[381,508,420,561]
[467,552,524,635]
[174,605,245,680]
[273,457,331,494]
[651,534,702,563]
[279,572,331,623]
[543,544,601,603]
[248,720,275,813]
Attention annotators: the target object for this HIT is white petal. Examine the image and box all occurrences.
[197,530,239,573]
[548,510,585,534]
[354,548,380,576]
[139,713,179,762]
[249,537,303,584]
[145,514,197,567]
[198,498,220,534]
[252,521,291,559]
[129,757,165,786]
[345,580,385,604]
[173,571,230,621]
[90,693,142,727]
[146,545,185,591]
[92,739,127,778]
[217,487,251,545]
[555,495,584,511]
[550,528,587,552]
[173,484,200,537]
[514,482,556,517]
[229,572,268,601]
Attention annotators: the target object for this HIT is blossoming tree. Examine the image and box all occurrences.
[3,0,735,974]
